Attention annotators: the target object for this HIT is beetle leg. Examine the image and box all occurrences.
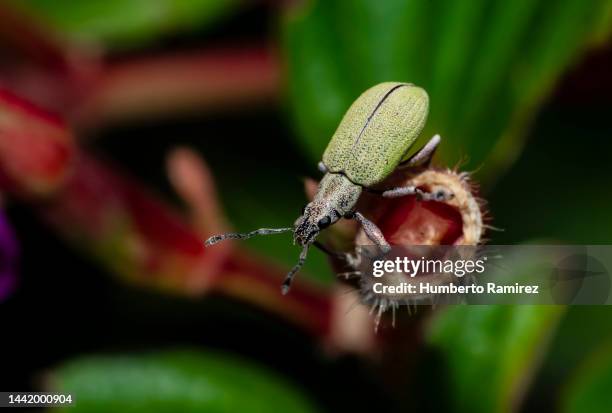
[205,227,293,246]
[318,161,328,173]
[398,134,441,168]
[282,244,309,294]
[416,188,454,202]
[382,184,453,202]
[353,212,391,255]
[381,185,419,198]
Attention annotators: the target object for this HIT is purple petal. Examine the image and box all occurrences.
[0,209,19,301]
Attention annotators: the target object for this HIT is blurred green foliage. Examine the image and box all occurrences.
[562,340,612,413]
[427,306,564,413]
[21,0,241,49]
[522,306,612,412]
[51,350,319,413]
[489,104,612,244]
[282,0,612,181]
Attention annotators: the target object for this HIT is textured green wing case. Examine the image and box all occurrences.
[322,82,429,187]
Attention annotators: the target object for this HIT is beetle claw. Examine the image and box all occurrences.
[417,188,454,202]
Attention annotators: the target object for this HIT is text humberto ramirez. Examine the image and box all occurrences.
[370,256,540,295]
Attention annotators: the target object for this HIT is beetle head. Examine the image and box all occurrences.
[293,200,341,246]
[293,173,362,246]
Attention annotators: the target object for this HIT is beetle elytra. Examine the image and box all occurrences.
[205,82,448,294]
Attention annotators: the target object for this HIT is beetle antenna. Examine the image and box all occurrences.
[205,227,293,246]
[281,244,309,295]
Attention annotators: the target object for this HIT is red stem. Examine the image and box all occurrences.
[74,47,281,127]
[0,90,331,337]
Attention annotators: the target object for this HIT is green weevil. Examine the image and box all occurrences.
[206,82,447,294]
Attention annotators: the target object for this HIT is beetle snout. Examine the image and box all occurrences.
[293,215,319,246]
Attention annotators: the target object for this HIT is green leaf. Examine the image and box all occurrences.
[20,0,242,49]
[426,305,565,413]
[523,307,612,411]
[562,342,612,413]
[50,350,319,413]
[281,0,612,182]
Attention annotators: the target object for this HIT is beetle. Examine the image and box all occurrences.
[205,82,448,294]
